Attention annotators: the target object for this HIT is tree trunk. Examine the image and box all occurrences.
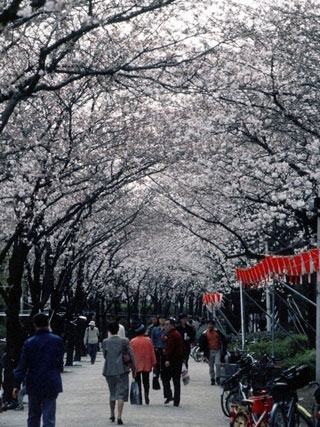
[188,292,194,316]
[6,239,29,362]
[65,321,75,366]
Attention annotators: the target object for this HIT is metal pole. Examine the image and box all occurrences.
[216,307,239,335]
[239,282,245,351]
[266,286,271,332]
[243,289,305,351]
[280,281,316,307]
[265,242,271,332]
[271,280,275,359]
[316,189,320,383]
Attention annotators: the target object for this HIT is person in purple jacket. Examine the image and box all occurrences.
[12,312,64,427]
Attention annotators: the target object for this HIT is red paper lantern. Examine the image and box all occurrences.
[310,249,320,271]
[261,258,270,277]
[301,252,311,274]
[293,255,302,276]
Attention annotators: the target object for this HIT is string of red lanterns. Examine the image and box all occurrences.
[202,293,223,306]
[235,248,320,288]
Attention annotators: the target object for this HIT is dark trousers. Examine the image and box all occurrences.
[154,348,165,378]
[87,343,98,364]
[3,368,15,403]
[135,371,150,404]
[155,348,167,397]
[182,349,190,369]
[28,395,57,427]
[162,359,183,406]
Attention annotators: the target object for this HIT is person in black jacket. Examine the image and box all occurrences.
[176,314,196,369]
[13,313,64,427]
[198,319,227,385]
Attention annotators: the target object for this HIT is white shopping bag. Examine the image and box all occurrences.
[181,362,190,385]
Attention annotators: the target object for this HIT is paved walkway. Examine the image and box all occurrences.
[1,353,229,427]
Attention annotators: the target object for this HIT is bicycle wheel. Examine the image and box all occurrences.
[225,391,243,417]
[230,410,249,427]
[269,403,287,427]
[195,348,204,362]
[293,407,313,427]
[220,389,231,417]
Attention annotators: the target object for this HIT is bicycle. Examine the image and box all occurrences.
[221,365,250,417]
[190,344,207,362]
[268,365,313,427]
[229,393,273,427]
[221,353,279,417]
[309,381,320,427]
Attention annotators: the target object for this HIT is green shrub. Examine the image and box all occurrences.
[244,334,308,360]
[229,331,289,350]
[281,349,316,376]
[229,331,314,374]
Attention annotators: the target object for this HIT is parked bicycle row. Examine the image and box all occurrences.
[217,351,320,426]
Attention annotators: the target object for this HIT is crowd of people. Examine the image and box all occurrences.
[2,312,227,426]
[100,313,202,424]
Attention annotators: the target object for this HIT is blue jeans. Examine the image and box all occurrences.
[28,395,57,427]
[209,349,221,381]
[18,384,27,408]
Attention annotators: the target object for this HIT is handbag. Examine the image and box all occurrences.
[181,362,190,385]
[130,380,141,405]
[122,339,131,368]
[152,375,161,390]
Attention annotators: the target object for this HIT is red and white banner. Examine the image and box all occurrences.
[235,248,320,288]
[202,293,223,307]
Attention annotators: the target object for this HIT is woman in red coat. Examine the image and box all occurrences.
[130,324,157,404]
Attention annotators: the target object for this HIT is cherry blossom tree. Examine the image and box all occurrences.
[143,0,320,291]
[2,0,320,366]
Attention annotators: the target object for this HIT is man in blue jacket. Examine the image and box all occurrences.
[12,312,64,427]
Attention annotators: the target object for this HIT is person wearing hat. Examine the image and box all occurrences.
[84,320,100,364]
[130,323,157,405]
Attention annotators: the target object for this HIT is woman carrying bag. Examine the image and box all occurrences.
[102,321,136,425]
[130,323,157,405]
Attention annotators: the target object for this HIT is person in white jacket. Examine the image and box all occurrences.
[108,317,126,338]
[84,321,99,364]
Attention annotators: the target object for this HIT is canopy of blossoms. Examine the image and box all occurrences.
[236,248,320,288]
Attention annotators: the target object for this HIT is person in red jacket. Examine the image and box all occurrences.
[162,318,183,407]
[130,324,157,405]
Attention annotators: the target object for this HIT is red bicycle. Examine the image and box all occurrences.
[230,394,272,427]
